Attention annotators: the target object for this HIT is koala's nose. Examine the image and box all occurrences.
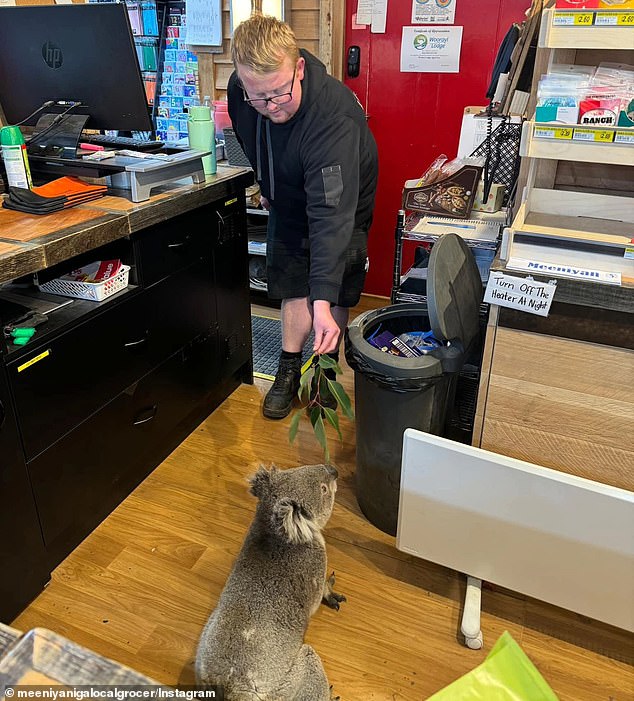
[326,465,338,480]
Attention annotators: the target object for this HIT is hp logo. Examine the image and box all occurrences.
[42,42,63,69]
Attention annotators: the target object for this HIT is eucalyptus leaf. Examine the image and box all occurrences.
[310,406,321,428]
[319,373,336,407]
[323,407,342,441]
[328,379,354,420]
[317,354,337,369]
[289,409,302,444]
[313,412,329,462]
[317,355,344,376]
[298,368,312,401]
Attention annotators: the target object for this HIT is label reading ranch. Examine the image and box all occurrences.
[484,273,556,317]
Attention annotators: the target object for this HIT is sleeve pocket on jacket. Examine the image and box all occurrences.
[321,165,343,207]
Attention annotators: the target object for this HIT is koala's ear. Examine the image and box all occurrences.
[273,498,318,545]
[249,464,276,498]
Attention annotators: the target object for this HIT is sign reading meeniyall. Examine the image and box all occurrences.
[507,258,622,285]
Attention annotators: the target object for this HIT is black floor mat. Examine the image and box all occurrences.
[251,315,315,379]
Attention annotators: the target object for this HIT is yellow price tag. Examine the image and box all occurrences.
[594,130,614,143]
[617,12,634,25]
[553,127,573,140]
[574,12,594,25]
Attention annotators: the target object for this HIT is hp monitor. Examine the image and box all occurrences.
[0,2,153,153]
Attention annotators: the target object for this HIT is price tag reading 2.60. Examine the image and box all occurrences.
[574,12,594,25]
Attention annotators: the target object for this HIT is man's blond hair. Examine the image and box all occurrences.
[231,14,299,74]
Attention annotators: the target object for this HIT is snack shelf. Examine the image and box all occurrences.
[540,7,634,48]
[520,121,634,165]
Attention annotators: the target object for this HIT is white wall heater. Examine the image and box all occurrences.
[397,429,634,642]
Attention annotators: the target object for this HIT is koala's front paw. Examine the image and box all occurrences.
[323,571,347,611]
[329,684,341,700]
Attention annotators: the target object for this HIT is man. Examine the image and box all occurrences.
[228,14,378,419]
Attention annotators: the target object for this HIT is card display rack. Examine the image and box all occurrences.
[155,1,201,143]
[125,0,166,118]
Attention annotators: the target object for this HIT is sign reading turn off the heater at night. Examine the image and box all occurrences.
[484,273,556,317]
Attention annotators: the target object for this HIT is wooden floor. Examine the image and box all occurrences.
[13,295,634,700]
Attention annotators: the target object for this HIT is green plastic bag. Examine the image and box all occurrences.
[427,631,559,700]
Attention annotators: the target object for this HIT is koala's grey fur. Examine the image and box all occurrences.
[195,463,345,701]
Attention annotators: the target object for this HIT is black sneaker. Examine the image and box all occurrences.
[263,356,301,419]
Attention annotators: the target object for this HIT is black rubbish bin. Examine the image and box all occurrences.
[345,233,483,536]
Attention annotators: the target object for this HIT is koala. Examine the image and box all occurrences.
[195,463,345,701]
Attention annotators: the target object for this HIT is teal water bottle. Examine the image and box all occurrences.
[188,95,216,176]
[1,125,33,189]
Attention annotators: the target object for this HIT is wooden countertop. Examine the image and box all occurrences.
[0,164,252,286]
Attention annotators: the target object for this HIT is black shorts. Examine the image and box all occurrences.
[266,235,368,308]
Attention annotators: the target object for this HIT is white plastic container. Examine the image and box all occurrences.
[39,265,131,302]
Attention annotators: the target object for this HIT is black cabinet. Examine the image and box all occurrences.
[0,364,49,623]
[1,186,252,611]
[27,332,221,563]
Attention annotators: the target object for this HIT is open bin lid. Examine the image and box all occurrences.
[428,233,483,351]
[345,232,484,384]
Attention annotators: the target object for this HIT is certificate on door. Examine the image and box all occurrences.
[400,26,463,73]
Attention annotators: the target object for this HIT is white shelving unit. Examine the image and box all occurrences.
[503,9,634,283]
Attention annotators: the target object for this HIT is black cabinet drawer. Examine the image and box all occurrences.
[27,334,220,564]
[134,207,214,287]
[9,264,215,460]
[0,365,49,622]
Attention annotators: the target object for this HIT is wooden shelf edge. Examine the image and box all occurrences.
[539,7,634,50]
[521,121,634,166]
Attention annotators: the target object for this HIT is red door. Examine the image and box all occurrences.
[344,1,530,297]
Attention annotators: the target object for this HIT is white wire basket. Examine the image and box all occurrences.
[39,265,131,302]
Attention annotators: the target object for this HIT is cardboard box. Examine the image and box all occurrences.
[402,165,482,219]
[472,182,505,213]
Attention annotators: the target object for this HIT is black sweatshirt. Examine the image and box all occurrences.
[227,50,378,304]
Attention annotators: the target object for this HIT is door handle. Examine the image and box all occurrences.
[167,234,191,249]
[124,332,149,349]
[133,404,158,426]
[347,46,361,78]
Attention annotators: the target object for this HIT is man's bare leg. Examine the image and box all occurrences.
[281,297,314,352]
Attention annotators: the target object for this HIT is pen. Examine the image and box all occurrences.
[79,142,105,152]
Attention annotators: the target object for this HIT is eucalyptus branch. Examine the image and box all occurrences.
[289,355,354,462]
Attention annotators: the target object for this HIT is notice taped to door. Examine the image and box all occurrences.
[484,273,556,317]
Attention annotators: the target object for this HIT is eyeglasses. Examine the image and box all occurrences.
[242,67,296,108]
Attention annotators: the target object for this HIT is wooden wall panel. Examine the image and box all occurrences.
[196,0,325,100]
[290,8,320,39]
[480,327,634,492]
